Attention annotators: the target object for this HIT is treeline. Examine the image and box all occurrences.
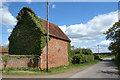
[68,46,101,64]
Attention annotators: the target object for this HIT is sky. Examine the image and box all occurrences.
[0,1,119,53]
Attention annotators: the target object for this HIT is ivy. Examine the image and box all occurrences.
[9,7,51,55]
[68,42,75,63]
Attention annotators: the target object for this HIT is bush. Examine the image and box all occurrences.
[82,48,93,55]
[86,55,94,63]
[115,53,120,70]
[72,54,94,64]
[94,55,102,61]
[72,54,86,64]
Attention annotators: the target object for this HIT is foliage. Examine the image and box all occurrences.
[73,48,93,55]
[115,53,120,70]
[9,7,50,55]
[104,22,120,55]
[68,43,75,63]
[82,48,93,55]
[104,21,120,71]
[72,54,94,64]
[86,55,94,63]
[2,55,10,68]
[94,55,102,60]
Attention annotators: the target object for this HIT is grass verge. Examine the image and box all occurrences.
[2,60,100,76]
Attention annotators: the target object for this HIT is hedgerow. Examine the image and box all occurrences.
[72,54,94,64]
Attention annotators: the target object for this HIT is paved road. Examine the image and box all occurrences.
[70,58,119,78]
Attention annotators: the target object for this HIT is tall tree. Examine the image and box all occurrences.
[104,22,120,55]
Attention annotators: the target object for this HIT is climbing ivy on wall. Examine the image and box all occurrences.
[68,42,75,63]
[9,7,49,55]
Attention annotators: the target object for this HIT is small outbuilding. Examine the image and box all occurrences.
[0,48,8,55]
[9,7,71,69]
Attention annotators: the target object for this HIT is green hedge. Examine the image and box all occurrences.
[72,54,94,64]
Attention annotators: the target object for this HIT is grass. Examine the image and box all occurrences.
[2,60,100,76]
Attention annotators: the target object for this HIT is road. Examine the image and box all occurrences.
[2,58,120,78]
[70,58,119,78]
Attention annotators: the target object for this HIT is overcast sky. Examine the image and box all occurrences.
[0,1,119,53]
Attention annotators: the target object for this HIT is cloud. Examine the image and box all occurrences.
[60,11,118,45]
[0,42,9,47]
[7,29,12,32]
[26,0,31,3]
[52,4,55,8]
[87,40,112,53]
[0,2,17,26]
[59,25,67,33]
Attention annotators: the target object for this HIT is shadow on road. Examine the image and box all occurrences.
[99,59,119,77]
[101,59,116,67]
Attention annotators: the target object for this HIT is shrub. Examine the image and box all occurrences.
[72,54,87,64]
[86,55,94,63]
[82,48,93,55]
[115,53,120,70]
[94,55,102,60]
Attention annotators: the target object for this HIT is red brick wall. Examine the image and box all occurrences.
[40,38,69,69]
[2,58,31,69]
[1,38,69,69]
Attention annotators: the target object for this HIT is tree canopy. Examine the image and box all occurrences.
[104,22,120,55]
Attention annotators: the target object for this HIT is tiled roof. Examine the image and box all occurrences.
[0,48,8,53]
[40,18,71,42]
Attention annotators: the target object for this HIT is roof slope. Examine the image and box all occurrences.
[40,18,71,42]
[0,48,8,53]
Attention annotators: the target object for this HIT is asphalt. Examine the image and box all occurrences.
[70,58,119,78]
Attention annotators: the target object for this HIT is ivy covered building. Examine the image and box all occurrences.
[9,7,71,69]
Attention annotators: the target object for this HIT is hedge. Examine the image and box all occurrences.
[72,54,94,64]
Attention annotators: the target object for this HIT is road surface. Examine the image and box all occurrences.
[70,58,119,78]
[2,58,120,78]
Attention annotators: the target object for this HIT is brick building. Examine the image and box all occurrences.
[0,48,8,55]
[8,7,71,69]
[39,19,71,69]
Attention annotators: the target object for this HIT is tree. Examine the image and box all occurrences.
[82,48,93,55]
[104,22,120,67]
[104,22,120,55]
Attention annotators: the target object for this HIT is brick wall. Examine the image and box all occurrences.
[1,38,69,69]
[39,38,69,69]
[2,57,38,69]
